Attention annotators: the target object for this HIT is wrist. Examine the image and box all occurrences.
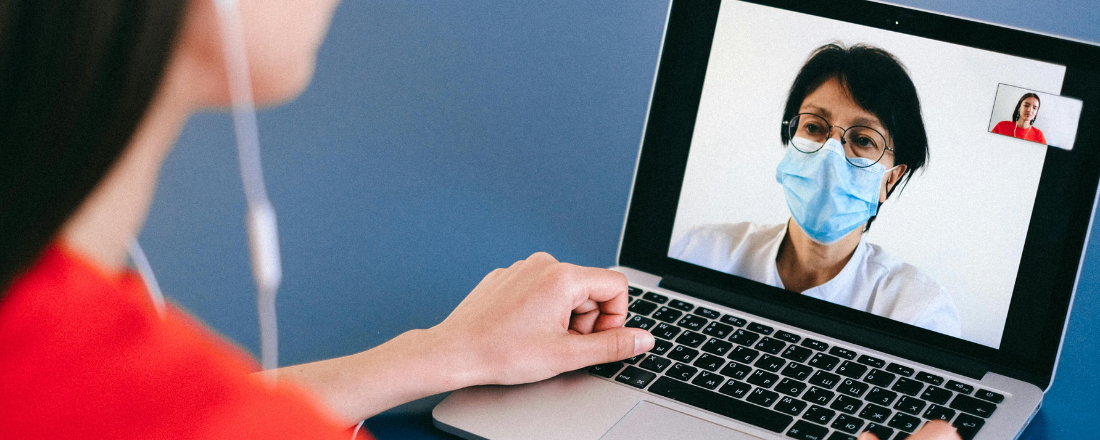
[403,325,486,391]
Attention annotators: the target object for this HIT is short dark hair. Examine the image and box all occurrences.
[779,43,928,230]
[0,1,186,293]
[1012,93,1041,123]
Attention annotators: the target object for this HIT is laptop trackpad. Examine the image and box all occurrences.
[599,401,763,440]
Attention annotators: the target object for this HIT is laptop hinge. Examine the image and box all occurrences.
[659,275,992,380]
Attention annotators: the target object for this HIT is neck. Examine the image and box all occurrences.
[59,66,194,272]
[1016,119,1031,130]
[775,218,861,293]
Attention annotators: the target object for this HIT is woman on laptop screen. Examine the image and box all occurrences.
[991,93,1047,144]
[672,44,961,337]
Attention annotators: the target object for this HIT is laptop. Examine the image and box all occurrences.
[434,0,1100,439]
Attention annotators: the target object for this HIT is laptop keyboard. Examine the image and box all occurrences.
[587,287,1003,440]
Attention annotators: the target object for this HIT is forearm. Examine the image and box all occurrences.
[273,328,477,426]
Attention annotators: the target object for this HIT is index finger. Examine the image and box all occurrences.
[556,265,630,333]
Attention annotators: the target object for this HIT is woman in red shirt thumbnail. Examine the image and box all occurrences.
[992,93,1047,144]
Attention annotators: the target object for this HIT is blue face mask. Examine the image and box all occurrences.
[775,137,894,245]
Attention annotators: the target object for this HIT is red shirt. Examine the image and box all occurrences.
[991,120,1047,144]
[0,243,373,439]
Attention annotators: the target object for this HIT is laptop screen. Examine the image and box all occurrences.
[665,1,1083,350]
[620,0,1100,384]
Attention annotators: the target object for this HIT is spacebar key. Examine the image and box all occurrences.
[647,377,793,432]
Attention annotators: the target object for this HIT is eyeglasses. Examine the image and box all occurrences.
[783,113,894,168]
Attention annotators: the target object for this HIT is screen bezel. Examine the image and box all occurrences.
[619,0,1100,389]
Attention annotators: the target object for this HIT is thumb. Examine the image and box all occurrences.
[565,328,655,367]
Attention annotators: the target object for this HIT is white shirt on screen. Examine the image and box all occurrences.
[669,222,962,337]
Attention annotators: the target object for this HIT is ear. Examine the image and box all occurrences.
[879,164,908,203]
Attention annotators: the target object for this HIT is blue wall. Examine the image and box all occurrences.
[141,1,1099,437]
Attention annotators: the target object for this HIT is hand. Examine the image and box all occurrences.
[431,252,656,386]
[859,420,961,440]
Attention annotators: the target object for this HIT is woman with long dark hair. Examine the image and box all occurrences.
[991,93,1046,144]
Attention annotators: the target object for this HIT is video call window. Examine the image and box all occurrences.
[668,2,1077,349]
[987,83,1083,150]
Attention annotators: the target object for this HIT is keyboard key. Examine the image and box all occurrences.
[730,329,761,346]
[808,353,840,371]
[922,404,955,421]
[667,345,699,363]
[885,363,914,377]
[747,369,779,388]
[858,403,892,423]
[647,377,793,433]
[651,322,681,340]
[827,432,857,440]
[802,405,836,425]
[675,330,707,348]
[624,315,655,330]
[862,423,894,440]
[694,307,721,320]
[755,337,787,355]
[887,412,921,432]
[782,344,814,363]
[831,413,865,433]
[953,413,985,440]
[628,299,658,315]
[650,339,673,356]
[701,338,733,356]
[774,330,802,343]
[650,307,683,323]
[835,361,869,379]
[781,362,814,381]
[864,369,896,387]
[915,372,944,386]
[893,396,927,415]
[836,379,869,397]
[747,387,780,407]
[949,394,997,418]
[627,287,642,297]
[829,347,857,360]
[775,396,808,416]
[809,371,841,389]
[775,377,807,397]
[701,321,734,339]
[587,362,623,378]
[754,354,787,372]
[677,315,708,331]
[974,389,1004,404]
[642,292,668,304]
[668,299,694,311]
[720,361,752,380]
[748,322,774,335]
[691,371,725,390]
[891,377,924,396]
[866,387,898,406]
[667,362,698,380]
[919,386,952,405]
[856,355,886,369]
[801,338,829,351]
[718,379,752,398]
[787,420,829,440]
[729,345,760,364]
[945,380,974,395]
[803,386,835,405]
[720,314,747,326]
[830,394,864,414]
[623,353,645,364]
[639,355,671,373]
[693,353,725,372]
[614,366,656,388]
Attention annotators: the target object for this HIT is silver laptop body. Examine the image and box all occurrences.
[435,1,1100,439]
